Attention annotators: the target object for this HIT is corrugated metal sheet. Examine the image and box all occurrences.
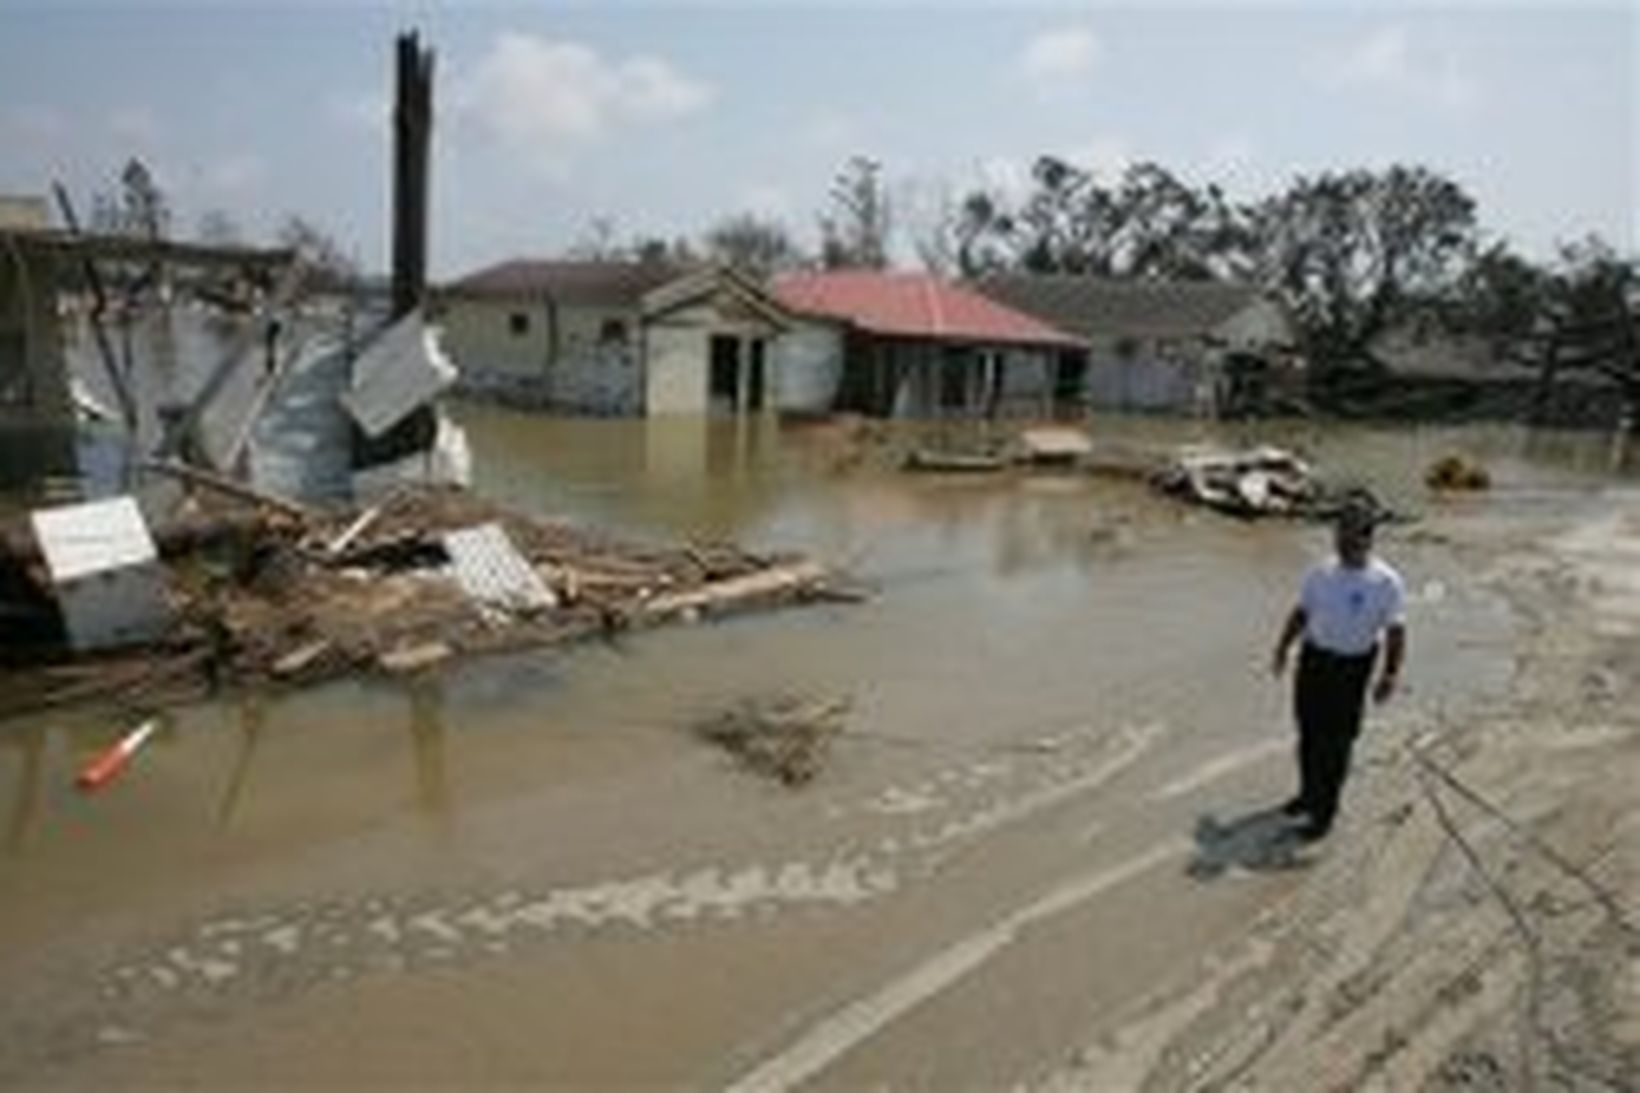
[341,310,458,438]
[441,523,556,616]
[31,496,158,582]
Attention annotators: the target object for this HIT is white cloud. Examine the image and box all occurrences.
[800,109,860,154]
[200,153,266,195]
[2,105,68,147]
[1020,26,1102,89]
[738,182,793,220]
[1323,24,1480,114]
[326,91,385,131]
[107,105,162,147]
[456,32,713,173]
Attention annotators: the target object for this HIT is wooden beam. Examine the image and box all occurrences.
[50,182,139,437]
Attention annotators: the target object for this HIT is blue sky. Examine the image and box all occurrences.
[1,2,1633,277]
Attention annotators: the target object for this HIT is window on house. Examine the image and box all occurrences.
[508,311,529,336]
[599,318,628,346]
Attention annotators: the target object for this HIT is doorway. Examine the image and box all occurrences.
[709,335,739,412]
[747,339,766,412]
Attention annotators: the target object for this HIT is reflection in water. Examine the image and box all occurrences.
[216,692,267,829]
[5,723,45,854]
[408,678,449,816]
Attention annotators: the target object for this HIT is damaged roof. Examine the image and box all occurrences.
[0,227,295,270]
[772,271,1083,349]
[443,259,688,307]
[974,275,1267,341]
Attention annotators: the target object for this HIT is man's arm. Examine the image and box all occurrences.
[1271,606,1306,677]
[1373,622,1406,703]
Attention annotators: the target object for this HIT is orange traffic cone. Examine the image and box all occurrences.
[77,719,160,792]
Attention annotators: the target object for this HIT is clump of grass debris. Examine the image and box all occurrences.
[694,694,851,786]
[1425,453,1492,491]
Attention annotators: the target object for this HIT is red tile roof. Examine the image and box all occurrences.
[772,271,1084,349]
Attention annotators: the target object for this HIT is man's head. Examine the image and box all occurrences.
[1334,500,1376,568]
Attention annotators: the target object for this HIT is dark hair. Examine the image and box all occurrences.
[1334,491,1381,535]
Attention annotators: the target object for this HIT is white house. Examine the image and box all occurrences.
[437,260,794,417]
[974,275,1301,416]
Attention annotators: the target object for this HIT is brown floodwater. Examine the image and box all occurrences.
[0,406,1627,1089]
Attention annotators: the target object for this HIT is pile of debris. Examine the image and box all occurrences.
[896,426,1396,522]
[1151,445,1321,518]
[0,479,859,717]
[692,694,851,786]
[1151,445,1396,522]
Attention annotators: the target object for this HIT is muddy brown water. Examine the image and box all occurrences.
[0,407,1628,1089]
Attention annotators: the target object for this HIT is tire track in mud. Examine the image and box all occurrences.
[717,722,1317,1092]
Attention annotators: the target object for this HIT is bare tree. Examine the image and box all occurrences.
[567,215,623,261]
[89,157,171,239]
[703,213,804,279]
[276,215,358,281]
[820,156,892,270]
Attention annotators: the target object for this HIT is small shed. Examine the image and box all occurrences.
[30,495,171,651]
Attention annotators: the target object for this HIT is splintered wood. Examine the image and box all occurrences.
[0,485,858,716]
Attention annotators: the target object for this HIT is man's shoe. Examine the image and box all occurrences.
[1280,797,1310,818]
[1294,821,1330,843]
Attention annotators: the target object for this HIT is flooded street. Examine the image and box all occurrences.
[0,407,1624,1089]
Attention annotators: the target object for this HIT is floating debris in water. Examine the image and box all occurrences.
[694,694,852,786]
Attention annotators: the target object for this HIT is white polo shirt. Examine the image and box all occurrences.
[1300,557,1406,656]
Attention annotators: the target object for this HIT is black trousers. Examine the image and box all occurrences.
[1292,642,1377,833]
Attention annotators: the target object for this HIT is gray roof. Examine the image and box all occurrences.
[974,274,1264,341]
[443,259,687,307]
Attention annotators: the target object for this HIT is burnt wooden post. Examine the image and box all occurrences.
[392,31,433,320]
[354,30,437,472]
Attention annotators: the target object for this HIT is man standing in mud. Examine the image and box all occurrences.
[1270,501,1406,841]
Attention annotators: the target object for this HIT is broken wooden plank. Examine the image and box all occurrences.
[271,639,332,678]
[324,488,408,559]
[903,449,1007,474]
[141,458,313,521]
[641,560,828,621]
[51,181,139,437]
[379,641,450,674]
[1017,426,1092,465]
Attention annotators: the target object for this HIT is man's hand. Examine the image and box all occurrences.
[1372,674,1397,704]
[1272,606,1305,681]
